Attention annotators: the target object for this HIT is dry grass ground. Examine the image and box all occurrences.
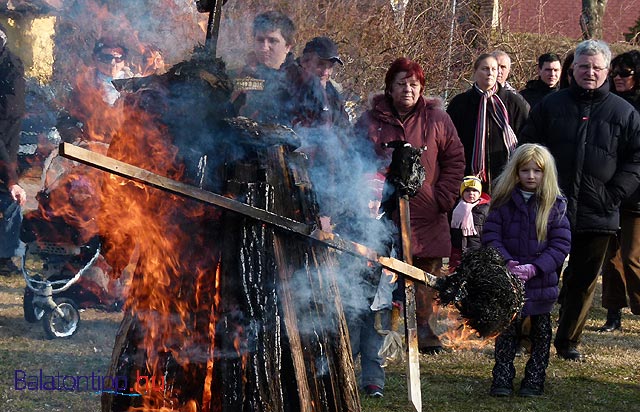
[1,270,638,412]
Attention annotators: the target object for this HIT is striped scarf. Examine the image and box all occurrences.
[472,83,518,181]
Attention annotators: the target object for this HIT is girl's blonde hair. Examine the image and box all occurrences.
[490,143,563,242]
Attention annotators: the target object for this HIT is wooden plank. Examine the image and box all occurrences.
[398,197,422,412]
[59,142,439,288]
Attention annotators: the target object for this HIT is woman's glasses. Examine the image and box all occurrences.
[611,68,635,78]
[96,53,125,64]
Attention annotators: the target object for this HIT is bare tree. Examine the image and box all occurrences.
[580,0,608,39]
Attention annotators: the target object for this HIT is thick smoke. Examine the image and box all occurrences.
[45,0,396,353]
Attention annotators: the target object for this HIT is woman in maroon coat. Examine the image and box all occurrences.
[355,57,465,353]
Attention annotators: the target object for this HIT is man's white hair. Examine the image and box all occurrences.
[491,50,511,65]
[575,39,611,68]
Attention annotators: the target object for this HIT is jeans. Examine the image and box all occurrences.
[348,309,389,389]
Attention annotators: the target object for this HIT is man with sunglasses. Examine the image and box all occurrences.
[91,37,134,106]
[521,40,640,361]
[598,50,640,334]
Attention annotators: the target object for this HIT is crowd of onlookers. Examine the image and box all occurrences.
[1,9,639,402]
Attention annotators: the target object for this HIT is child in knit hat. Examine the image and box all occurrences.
[450,176,490,268]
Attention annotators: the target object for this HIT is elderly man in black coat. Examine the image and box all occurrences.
[0,23,26,273]
[520,39,640,361]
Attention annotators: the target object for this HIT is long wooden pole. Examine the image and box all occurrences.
[398,196,422,412]
[59,143,440,288]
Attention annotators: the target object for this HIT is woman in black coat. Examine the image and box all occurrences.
[446,53,529,193]
[599,49,640,332]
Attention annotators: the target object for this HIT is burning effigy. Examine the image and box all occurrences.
[85,48,360,412]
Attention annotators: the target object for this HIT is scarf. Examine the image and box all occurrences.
[451,200,478,236]
[472,83,518,181]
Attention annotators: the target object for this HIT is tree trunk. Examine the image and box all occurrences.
[581,0,608,39]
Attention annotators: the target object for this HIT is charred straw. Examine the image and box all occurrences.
[436,247,525,337]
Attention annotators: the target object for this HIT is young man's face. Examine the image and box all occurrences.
[462,188,480,203]
[539,61,562,88]
[254,29,291,69]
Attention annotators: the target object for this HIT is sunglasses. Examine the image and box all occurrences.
[96,53,125,64]
[611,69,635,78]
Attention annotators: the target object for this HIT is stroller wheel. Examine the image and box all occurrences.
[42,298,80,339]
[23,289,45,323]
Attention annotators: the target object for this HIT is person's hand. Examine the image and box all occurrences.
[512,264,536,282]
[506,260,520,272]
[9,184,27,206]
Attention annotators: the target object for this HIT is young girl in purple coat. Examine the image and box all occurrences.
[482,143,571,397]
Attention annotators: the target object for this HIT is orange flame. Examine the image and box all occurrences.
[42,55,224,409]
[438,306,493,351]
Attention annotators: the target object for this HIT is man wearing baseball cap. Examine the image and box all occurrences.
[287,36,349,128]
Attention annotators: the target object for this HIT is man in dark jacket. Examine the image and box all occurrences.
[232,10,296,124]
[0,23,26,273]
[520,53,562,108]
[284,36,351,223]
[520,40,640,361]
[285,36,349,129]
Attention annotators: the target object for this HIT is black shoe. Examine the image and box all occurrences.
[597,309,622,332]
[518,385,543,397]
[556,347,585,361]
[0,257,20,276]
[489,386,513,397]
[364,385,383,398]
[419,345,443,355]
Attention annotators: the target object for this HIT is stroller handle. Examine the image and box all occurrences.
[22,245,102,294]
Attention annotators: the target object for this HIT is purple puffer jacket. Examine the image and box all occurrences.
[481,189,571,316]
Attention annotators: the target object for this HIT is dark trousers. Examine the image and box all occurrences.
[0,190,22,258]
[601,212,640,315]
[554,233,612,350]
[413,257,443,348]
[493,314,552,390]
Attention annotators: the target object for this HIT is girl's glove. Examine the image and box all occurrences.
[512,264,537,282]
[506,260,520,272]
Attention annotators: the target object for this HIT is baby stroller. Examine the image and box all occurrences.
[20,142,127,339]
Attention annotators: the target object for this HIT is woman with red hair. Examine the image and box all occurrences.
[355,57,465,356]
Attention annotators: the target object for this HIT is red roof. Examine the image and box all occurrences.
[501,0,640,42]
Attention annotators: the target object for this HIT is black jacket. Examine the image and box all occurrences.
[520,78,557,109]
[234,52,295,125]
[616,89,640,214]
[0,46,25,189]
[446,83,529,192]
[520,80,640,232]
